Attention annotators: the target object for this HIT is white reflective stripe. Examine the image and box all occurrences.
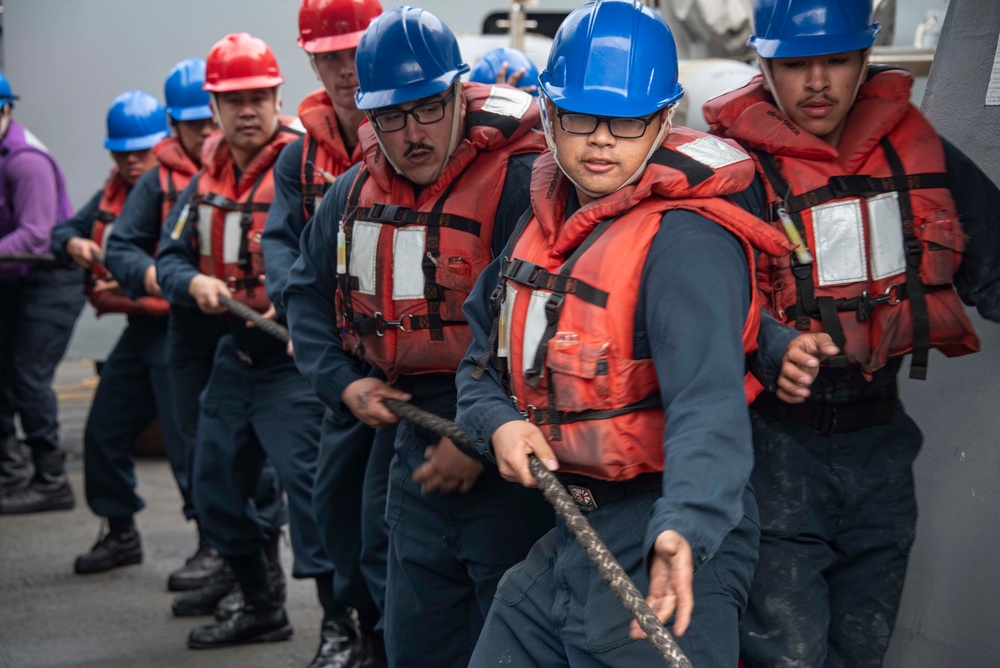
[22,128,50,152]
[100,223,114,250]
[392,227,427,300]
[813,199,868,286]
[675,136,750,169]
[497,283,516,359]
[222,211,243,264]
[522,290,550,375]
[196,204,214,257]
[867,192,906,281]
[482,86,531,119]
[350,221,381,295]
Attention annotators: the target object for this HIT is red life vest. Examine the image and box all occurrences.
[88,168,170,317]
[497,128,794,481]
[298,89,362,221]
[705,69,979,379]
[337,83,546,380]
[187,124,302,312]
[153,136,201,221]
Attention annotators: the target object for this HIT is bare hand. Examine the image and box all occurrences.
[489,420,558,488]
[341,377,412,428]
[188,274,230,314]
[247,304,276,327]
[777,332,840,403]
[66,238,103,270]
[496,62,537,95]
[143,265,163,297]
[629,530,694,640]
[412,437,484,494]
[286,340,294,358]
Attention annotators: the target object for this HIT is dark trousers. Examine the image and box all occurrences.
[193,335,331,578]
[83,316,190,519]
[470,486,759,667]
[313,408,395,615]
[0,267,84,459]
[740,404,921,668]
[384,418,555,668]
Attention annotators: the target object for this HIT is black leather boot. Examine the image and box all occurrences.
[167,525,224,591]
[187,550,293,649]
[74,519,142,574]
[0,449,74,514]
[172,562,238,617]
[214,532,286,621]
[308,607,381,668]
[0,436,31,495]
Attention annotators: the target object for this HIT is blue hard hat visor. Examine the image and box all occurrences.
[166,104,214,122]
[539,71,683,119]
[355,71,464,111]
[104,130,169,152]
[750,25,879,59]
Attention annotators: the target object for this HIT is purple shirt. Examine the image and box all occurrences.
[0,119,73,281]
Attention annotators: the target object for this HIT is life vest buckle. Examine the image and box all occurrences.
[372,311,414,336]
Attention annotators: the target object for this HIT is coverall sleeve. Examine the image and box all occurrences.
[50,189,103,264]
[941,137,1000,323]
[105,167,163,299]
[155,177,202,308]
[284,163,365,415]
[261,138,306,318]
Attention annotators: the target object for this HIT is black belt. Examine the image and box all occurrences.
[556,472,661,512]
[751,388,897,435]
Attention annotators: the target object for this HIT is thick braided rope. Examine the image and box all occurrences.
[0,253,59,264]
[217,298,692,666]
[381,397,692,668]
[218,294,292,344]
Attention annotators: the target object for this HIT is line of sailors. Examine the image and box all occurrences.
[1,0,999,667]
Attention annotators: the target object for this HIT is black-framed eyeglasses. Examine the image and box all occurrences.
[555,109,658,139]
[370,91,456,133]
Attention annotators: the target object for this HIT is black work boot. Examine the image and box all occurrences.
[214,532,286,621]
[167,525,224,591]
[0,436,32,495]
[0,449,74,514]
[308,607,380,668]
[74,518,142,574]
[187,550,293,649]
[172,562,238,617]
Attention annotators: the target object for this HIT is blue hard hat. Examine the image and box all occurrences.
[470,47,540,96]
[539,0,683,118]
[104,90,169,152]
[749,0,880,59]
[164,58,213,121]
[0,71,19,109]
[355,6,469,110]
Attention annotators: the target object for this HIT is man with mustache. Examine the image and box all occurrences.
[260,0,389,665]
[155,33,333,652]
[282,7,556,666]
[704,0,1000,665]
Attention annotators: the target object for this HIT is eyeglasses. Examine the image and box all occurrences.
[370,91,455,133]
[555,109,658,139]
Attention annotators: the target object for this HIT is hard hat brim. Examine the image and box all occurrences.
[202,76,284,93]
[298,30,366,54]
[539,73,684,119]
[750,28,879,59]
[104,131,170,152]
[166,105,214,122]
[355,69,467,111]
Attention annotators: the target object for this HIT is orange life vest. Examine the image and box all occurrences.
[496,129,794,481]
[154,136,201,221]
[705,69,979,379]
[336,83,546,380]
[298,89,362,221]
[187,125,302,312]
[88,168,170,317]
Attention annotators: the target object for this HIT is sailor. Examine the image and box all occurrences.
[0,70,84,514]
[282,7,555,666]
[704,0,1000,664]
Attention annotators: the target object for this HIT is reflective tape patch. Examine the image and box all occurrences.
[676,136,750,169]
[867,192,906,281]
[222,211,243,264]
[196,205,214,257]
[522,290,551,375]
[392,227,426,300]
[813,199,869,286]
[350,221,381,295]
[497,283,516,359]
[482,86,531,119]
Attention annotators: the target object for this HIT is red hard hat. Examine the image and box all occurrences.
[297,0,383,53]
[204,33,284,93]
